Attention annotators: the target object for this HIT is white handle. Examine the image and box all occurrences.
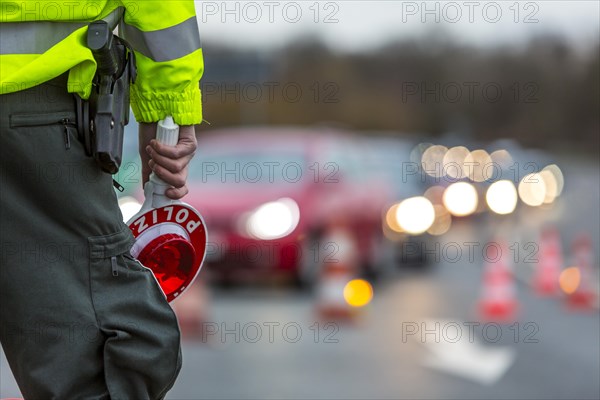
[144,116,180,210]
[150,116,179,187]
[155,116,179,147]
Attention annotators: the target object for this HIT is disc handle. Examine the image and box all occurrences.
[147,116,179,208]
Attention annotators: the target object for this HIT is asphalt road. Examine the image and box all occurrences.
[160,223,599,400]
[2,256,598,399]
[1,157,598,399]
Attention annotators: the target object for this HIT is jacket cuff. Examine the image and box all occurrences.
[130,84,202,126]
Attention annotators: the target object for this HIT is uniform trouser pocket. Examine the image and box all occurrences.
[88,228,182,400]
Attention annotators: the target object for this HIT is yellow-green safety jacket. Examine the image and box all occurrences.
[0,0,203,125]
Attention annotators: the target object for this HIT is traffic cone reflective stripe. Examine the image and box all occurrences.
[478,240,518,323]
[565,234,598,310]
[533,227,563,296]
[315,228,359,321]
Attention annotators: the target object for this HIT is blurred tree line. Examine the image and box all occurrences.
[200,35,599,154]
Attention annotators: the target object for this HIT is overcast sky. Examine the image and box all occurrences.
[195,1,600,50]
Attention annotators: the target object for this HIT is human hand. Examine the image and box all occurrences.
[139,123,197,199]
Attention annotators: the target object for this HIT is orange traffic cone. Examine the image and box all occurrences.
[564,234,598,310]
[171,276,211,341]
[532,227,563,296]
[478,240,518,323]
[315,227,359,322]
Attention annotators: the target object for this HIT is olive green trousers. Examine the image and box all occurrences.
[0,75,181,399]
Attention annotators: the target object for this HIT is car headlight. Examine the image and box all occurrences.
[246,198,300,240]
[395,196,435,235]
[443,182,478,216]
[486,180,518,215]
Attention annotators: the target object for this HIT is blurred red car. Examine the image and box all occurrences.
[186,127,390,286]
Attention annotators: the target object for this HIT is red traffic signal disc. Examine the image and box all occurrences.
[128,203,207,302]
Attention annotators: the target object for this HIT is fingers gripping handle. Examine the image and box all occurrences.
[146,116,179,209]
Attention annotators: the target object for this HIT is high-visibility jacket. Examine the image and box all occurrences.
[0,0,203,125]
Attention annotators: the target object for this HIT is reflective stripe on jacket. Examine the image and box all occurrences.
[0,1,203,125]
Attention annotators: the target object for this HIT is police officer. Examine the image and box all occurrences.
[0,1,203,398]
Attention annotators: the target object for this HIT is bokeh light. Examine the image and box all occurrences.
[442,146,470,179]
[490,149,514,170]
[410,142,433,165]
[247,198,300,240]
[542,164,565,197]
[486,180,518,215]
[443,182,479,216]
[396,196,435,235]
[559,267,581,294]
[343,279,373,307]
[424,185,445,205]
[385,203,403,233]
[540,170,559,204]
[518,173,546,207]
[421,145,448,178]
[464,149,494,182]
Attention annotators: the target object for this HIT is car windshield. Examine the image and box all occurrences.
[189,151,308,186]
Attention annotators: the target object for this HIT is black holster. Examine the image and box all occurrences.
[76,20,137,175]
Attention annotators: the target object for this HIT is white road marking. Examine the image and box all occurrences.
[419,319,517,385]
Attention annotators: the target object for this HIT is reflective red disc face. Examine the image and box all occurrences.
[138,234,196,299]
[128,204,207,302]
